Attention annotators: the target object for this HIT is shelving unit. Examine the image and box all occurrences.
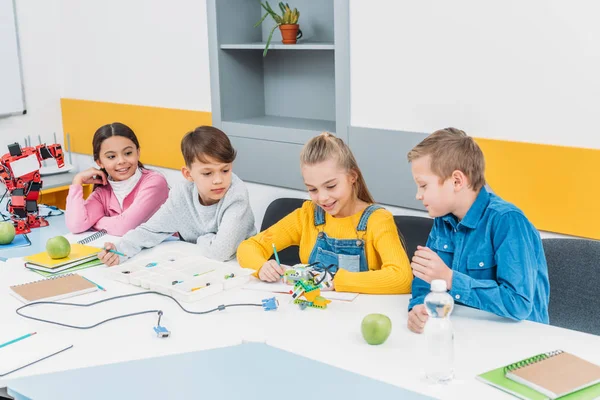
[207,0,349,190]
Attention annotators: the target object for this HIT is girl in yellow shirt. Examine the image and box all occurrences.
[237,132,412,294]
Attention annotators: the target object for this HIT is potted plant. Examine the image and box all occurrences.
[254,2,302,57]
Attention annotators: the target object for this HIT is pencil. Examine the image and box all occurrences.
[0,332,36,348]
[272,243,281,266]
[82,276,106,291]
[107,248,126,257]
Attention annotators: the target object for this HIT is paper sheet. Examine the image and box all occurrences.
[243,279,359,302]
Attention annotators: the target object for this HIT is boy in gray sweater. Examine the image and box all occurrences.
[98,126,256,265]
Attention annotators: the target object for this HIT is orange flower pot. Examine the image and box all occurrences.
[279,24,302,44]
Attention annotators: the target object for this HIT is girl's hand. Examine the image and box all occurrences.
[73,167,107,186]
[258,260,284,282]
[98,242,120,267]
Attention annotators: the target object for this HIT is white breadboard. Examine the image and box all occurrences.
[103,251,255,302]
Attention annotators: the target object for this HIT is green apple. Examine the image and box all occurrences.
[0,222,15,245]
[46,236,71,259]
[361,313,392,345]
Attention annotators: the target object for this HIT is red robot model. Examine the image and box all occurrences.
[0,142,65,234]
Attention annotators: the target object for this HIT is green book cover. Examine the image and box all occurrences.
[478,363,600,400]
[28,258,103,277]
[478,365,549,400]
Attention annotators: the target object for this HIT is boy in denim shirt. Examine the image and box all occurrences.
[406,128,549,334]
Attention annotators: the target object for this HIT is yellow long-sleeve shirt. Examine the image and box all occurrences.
[237,201,413,294]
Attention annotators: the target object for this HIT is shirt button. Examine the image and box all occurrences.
[455,294,461,300]
[479,262,484,267]
[443,244,448,249]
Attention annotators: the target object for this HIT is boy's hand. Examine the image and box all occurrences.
[407,304,429,334]
[98,242,120,267]
[411,246,453,289]
[258,260,285,282]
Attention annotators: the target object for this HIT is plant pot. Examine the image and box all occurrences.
[279,24,301,44]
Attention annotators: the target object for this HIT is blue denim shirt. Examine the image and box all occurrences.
[409,188,550,323]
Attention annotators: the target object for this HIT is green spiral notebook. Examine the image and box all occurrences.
[477,350,600,399]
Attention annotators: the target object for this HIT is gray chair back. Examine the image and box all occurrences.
[260,198,305,266]
[543,238,600,335]
[394,215,434,260]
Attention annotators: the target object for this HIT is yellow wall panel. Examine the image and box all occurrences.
[60,98,599,239]
[60,98,212,170]
[475,138,599,240]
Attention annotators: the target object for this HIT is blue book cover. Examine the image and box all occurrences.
[0,234,31,251]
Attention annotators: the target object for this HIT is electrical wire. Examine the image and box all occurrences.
[16,291,263,330]
[0,189,9,221]
[312,263,338,286]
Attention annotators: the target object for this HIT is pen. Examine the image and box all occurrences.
[82,276,106,291]
[0,332,36,349]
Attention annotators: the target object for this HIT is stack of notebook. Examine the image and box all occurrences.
[478,350,600,399]
[24,243,103,275]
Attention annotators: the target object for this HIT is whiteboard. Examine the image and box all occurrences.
[0,0,25,117]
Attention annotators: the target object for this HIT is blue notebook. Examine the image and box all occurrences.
[0,234,31,251]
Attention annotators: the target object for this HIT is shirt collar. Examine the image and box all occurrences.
[441,187,490,230]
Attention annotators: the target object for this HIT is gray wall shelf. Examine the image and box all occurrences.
[207,0,349,191]
[220,42,334,50]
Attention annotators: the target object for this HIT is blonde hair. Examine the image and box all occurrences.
[407,127,486,191]
[300,132,375,204]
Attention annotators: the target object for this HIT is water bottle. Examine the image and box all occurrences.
[423,279,455,383]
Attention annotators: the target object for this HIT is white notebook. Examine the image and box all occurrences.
[0,332,72,377]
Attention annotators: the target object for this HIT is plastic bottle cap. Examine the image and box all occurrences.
[431,279,447,292]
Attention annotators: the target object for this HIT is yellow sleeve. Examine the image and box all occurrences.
[334,210,413,294]
[237,201,311,272]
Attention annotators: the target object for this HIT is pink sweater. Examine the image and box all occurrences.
[65,169,169,236]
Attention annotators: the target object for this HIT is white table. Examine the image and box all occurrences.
[1,240,599,399]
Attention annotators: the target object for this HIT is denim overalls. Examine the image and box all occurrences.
[307,204,382,273]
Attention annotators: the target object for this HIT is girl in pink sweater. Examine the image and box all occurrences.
[65,122,169,236]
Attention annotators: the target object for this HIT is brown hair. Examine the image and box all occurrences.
[407,127,486,191]
[300,132,375,204]
[93,122,143,168]
[92,122,144,190]
[181,126,236,167]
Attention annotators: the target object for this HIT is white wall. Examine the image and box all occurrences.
[62,1,572,239]
[0,0,63,152]
[59,0,211,111]
[350,0,600,150]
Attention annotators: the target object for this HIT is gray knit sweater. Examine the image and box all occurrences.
[116,173,256,262]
